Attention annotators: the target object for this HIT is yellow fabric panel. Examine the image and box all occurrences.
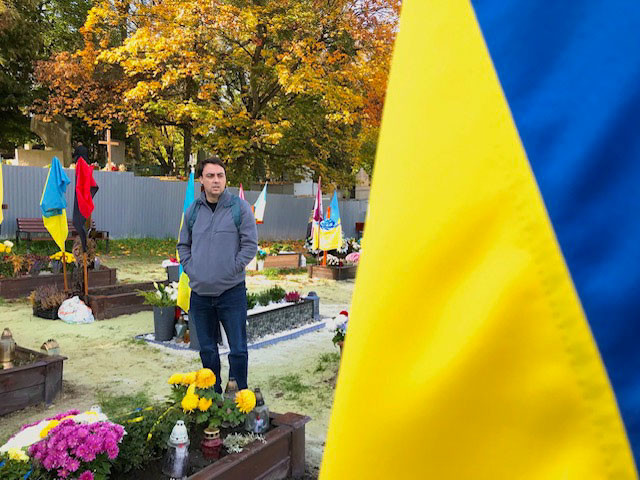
[42,210,68,252]
[177,271,191,313]
[319,224,342,252]
[320,1,636,479]
[176,216,191,312]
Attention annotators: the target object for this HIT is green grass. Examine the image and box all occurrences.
[268,373,311,400]
[8,237,177,260]
[314,352,340,373]
[96,390,153,419]
[260,267,307,279]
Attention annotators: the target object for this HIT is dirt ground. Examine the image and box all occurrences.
[0,256,354,474]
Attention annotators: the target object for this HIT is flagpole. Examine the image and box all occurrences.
[83,252,89,297]
[322,194,331,266]
[62,250,68,291]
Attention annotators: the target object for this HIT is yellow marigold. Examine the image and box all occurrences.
[168,373,184,385]
[186,384,196,396]
[181,393,199,413]
[39,420,60,438]
[198,396,213,412]
[181,371,197,385]
[235,389,256,414]
[195,368,216,389]
[8,448,29,462]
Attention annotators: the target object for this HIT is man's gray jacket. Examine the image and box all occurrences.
[177,189,258,297]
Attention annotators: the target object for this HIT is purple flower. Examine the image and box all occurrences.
[66,457,80,472]
[78,471,94,480]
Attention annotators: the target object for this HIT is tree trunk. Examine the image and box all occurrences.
[183,124,192,176]
[131,134,141,172]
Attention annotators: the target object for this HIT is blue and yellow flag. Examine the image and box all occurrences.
[319,191,342,251]
[40,157,70,252]
[321,1,640,479]
[176,169,195,312]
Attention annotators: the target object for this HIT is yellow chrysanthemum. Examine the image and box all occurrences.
[8,448,29,462]
[181,371,197,385]
[195,368,216,389]
[181,393,199,413]
[235,389,257,414]
[168,373,184,385]
[0,245,5,253]
[186,384,196,396]
[39,420,60,438]
[198,396,213,412]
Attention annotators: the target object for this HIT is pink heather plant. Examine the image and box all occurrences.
[28,419,124,479]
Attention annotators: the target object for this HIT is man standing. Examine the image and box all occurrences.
[72,141,90,162]
[178,157,258,392]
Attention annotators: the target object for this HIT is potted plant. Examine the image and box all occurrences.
[256,249,267,271]
[162,256,181,282]
[29,285,69,319]
[137,282,178,341]
[167,369,256,434]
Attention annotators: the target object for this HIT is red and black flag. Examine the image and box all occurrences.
[72,157,98,252]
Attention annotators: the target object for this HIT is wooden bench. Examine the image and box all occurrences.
[16,218,110,252]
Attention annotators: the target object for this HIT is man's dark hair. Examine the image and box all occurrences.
[196,156,226,177]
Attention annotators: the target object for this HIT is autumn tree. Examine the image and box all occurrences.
[33,0,399,185]
[0,0,93,151]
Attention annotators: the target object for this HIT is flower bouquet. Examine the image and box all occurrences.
[136,282,178,308]
[326,310,349,351]
[167,369,256,431]
[0,408,125,480]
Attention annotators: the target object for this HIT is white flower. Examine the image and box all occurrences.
[3,240,14,248]
[155,291,162,299]
[325,317,337,332]
[0,420,49,452]
[162,259,179,268]
[74,411,109,424]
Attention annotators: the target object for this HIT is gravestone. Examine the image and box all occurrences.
[355,167,371,200]
[30,115,72,166]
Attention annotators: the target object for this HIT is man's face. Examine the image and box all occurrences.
[200,163,226,198]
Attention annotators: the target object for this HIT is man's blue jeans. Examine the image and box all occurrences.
[189,282,248,393]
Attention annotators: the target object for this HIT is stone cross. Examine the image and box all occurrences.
[99,129,119,170]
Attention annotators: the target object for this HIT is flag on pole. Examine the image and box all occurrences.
[72,157,98,252]
[253,183,267,224]
[238,183,245,201]
[40,156,70,252]
[321,1,640,479]
[319,191,342,251]
[176,169,195,312]
[310,178,323,250]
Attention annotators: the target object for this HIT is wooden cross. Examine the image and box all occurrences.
[99,129,119,170]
